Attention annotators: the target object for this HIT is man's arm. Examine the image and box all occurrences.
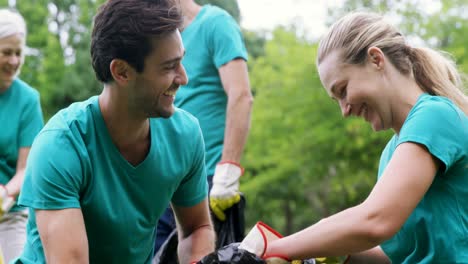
[173,198,215,264]
[36,208,89,264]
[219,59,253,162]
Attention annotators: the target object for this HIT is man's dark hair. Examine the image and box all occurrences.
[91,0,183,83]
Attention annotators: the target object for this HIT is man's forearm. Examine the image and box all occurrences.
[178,224,215,264]
[221,92,253,162]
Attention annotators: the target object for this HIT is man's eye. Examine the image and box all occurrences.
[165,63,178,70]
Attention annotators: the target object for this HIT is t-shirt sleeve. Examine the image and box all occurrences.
[210,13,248,68]
[18,91,44,147]
[397,100,465,173]
[171,123,208,207]
[18,129,83,210]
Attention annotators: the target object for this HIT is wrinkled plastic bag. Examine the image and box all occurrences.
[214,194,246,248]
[197,243,318,264]
[152,229,178,264]
[197,243,265,264]
[153,195,246,264]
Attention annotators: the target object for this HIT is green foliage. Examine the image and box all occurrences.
[13,0,105,119]
[196,0,240,22]
[243,29,266,59]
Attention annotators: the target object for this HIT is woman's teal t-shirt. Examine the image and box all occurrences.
[0,78,43,212]
[378,94,468,263]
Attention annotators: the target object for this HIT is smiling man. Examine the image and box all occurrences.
[14,0,215,263]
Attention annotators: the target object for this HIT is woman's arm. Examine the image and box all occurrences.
[266,142,439,259]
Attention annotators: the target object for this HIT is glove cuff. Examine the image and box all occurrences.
[239,221,284,257]
[217,161,245,175]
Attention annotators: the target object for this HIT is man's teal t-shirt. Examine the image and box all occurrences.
[378,94,468,263]
[176,5,248,176]
[0,78,43,212]
[17,96,208,264]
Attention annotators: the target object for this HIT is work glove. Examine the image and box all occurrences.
[239,221,306,264]
[0,185,15,218]
[209,162,244,221]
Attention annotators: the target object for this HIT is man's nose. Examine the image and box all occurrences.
[176,64,188,86]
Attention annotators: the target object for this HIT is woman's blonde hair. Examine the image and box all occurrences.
[317,11,468,114]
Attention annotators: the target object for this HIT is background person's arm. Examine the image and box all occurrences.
[174,198,215,264]
[5,147,30,198]
[219,59,253,162]
[36,208,89,264]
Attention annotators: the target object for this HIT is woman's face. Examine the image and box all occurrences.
[0,34,24,91]
[318,49,393,131]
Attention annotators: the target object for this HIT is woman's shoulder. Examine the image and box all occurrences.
[11,78,40,100]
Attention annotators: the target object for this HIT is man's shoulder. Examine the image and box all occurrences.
[200,5,234,23]
[43,96,98,136]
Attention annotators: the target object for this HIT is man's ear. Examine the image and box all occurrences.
[367,46,385,70]
[110,59,134,84]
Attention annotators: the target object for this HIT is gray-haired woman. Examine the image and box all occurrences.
[0,8,43,263]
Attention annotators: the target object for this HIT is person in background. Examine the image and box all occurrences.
[0,8,44,263]
[14,0,215,263]
[240,11,468,264]
[154,0,253,253]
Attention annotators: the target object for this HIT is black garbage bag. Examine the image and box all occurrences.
[153,229,178,264]
[197,243,318,264]
[153,194,246,264]
[197,243,265,264]
[213,194,246,248]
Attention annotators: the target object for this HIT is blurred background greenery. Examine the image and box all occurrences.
[3,0,467,236]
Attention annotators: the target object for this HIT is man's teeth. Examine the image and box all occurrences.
[163,90,176,96]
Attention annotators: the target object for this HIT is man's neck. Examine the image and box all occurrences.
[180,0,202,30]
[98,86,149,149]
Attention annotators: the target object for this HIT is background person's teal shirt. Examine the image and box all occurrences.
[17,96,208,264]
[176,5,248,177]
[378,94,468,263]
[0,78,43,212]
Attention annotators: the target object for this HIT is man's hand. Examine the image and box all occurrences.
[209,162,244,221]
[0,185,15,218]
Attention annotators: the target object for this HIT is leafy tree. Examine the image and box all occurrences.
[11,0,105,119]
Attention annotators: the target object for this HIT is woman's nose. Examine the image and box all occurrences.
[339,100,351,117]
[8,55,21,66]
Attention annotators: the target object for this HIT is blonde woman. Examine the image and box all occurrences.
[241,11,468,264]
[0,8,44,263]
